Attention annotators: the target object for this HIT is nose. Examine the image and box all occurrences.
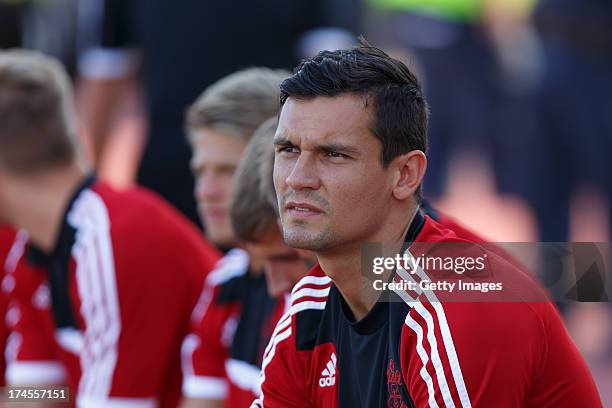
[286,153,320,191]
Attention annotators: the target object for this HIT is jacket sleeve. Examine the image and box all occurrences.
[5,261,66,386]
[182,283,239,400]
[251,313,311,408]
[400,300,602,407]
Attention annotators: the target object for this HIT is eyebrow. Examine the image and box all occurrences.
[273,135,360,156]
[272,135,293,147]
[315,142,360,156]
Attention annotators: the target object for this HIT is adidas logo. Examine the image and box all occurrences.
[318,352,337,387]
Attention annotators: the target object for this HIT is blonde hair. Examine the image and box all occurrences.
[186,67,288,140]
[0,49,78,173]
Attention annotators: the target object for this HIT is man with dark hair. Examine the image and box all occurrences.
[279,45,428,202]
[253,43,601,407]
[0,50,220,407]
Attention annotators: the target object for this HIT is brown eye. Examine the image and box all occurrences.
[326,151,347,158]
[278,147,300,154]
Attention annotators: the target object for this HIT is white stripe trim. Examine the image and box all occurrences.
[260,282,329,406]
[263,312,291,360]
[205,249,250,287]
[397,267,455,407]
[225,358,262,395]
[392,282,417,305]
[190,285,213,324]
[81,223,108,396]
[180,333,199,377]
[69,189,121,400]
[3,229,27,274]
[263,298,328,361]
[269,313,291,341]
[95,205,122,396]
[415,302,455,408]
[283,293,291,312]
[291,275,331,294]
[430,302,472,407]
[6,361,67,385]
[289,300,328,316]
[261,326,292,374]
[182,375,228,399]
[191,249,249,326]
[5,331,21,365]
[260,327,292,407]
[77,396,157,408]
[73,232,98,395]
[55,327,85,354]
[396,248,472,408]
[291,286,330,303]
[404,314,440,408]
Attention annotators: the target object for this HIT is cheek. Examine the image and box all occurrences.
[273,160,290,192]
[194,176,206,199]
[329,167,382,196]
[326,170,390,214]
[222,180,234,201]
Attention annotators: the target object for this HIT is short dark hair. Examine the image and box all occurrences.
[280,40,428,199]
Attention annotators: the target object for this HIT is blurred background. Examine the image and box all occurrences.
[1,0,610,403]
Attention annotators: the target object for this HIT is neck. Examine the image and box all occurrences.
[319,206,419,321]
[9,163,88,253]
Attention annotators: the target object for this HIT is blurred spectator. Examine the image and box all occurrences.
[366,0,497,198]
[77,0,357,227]
[532,2,612,403]
[0,49,220,407]
[21,0,79,74]
[482,0,544,210]
[0,0,20,356]
[532,0,612,241]
[181,68,287,408]
[0,0,79,72]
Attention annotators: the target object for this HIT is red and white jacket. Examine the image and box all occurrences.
[253,213,602,407]
[5,177,220,407]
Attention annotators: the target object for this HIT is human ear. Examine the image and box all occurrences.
[391,150,427,201]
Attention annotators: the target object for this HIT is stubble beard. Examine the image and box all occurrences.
[282,221,338,253]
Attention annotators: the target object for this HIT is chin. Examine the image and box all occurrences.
[283,228,336,252]
[207,229,236,248]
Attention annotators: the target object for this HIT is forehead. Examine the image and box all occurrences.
[276,95,373,145]
[190,127,248,166]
